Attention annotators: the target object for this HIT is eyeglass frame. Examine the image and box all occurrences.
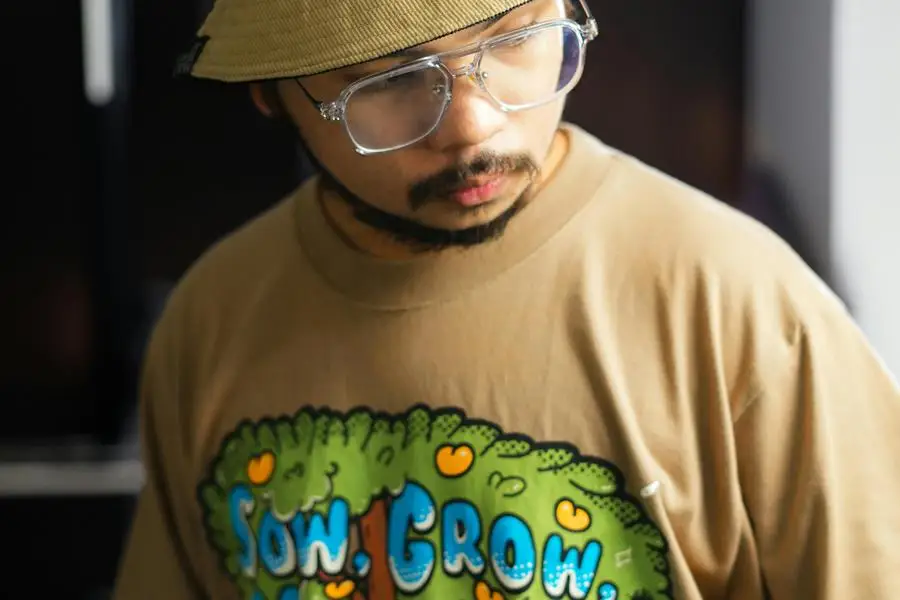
[292,0,599,155]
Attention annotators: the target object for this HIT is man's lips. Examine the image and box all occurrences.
[448,175,506,207]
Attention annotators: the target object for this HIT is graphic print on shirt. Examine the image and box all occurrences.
[198,405,673,600]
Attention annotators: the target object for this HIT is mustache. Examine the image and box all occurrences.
[408,151,539,210]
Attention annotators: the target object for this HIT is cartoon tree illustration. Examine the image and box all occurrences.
[198,406,673,600]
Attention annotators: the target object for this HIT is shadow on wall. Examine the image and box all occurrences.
[736,165,850,307]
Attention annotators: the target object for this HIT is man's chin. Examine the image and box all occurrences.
[427,195,515,225]
[353,195,527,251]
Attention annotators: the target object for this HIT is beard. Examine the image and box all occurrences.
[300,143,540,252]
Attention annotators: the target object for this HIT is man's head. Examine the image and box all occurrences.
[182,0,596,251]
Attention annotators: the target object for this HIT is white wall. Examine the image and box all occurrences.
[832,0,900,374]
[749,0,900,374]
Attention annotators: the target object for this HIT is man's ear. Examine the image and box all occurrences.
[249,82,274,117]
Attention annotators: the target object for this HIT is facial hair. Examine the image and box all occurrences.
[301,145,540,252]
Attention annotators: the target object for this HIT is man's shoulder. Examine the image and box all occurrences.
[606,153,788,266]
[154,187,306,335]
[578,149,854,405]
[587,148,845,326]
[565,127,794,281]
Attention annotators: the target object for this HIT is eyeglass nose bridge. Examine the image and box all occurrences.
[445,51,487,84]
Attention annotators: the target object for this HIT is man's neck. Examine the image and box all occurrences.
[319,129,571,259]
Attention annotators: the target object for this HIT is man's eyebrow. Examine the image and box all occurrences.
[386,12,509,59]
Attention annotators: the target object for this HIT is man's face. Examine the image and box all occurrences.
[272,0,572,249]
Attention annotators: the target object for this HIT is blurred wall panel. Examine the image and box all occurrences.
[746,0,834,280]
[831,0,900,374]
[131,0,302,284]
[1,0,98,438]
[568,0,746,204]
[0,0,303,440]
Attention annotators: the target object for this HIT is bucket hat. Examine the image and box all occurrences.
[176,0,535,82]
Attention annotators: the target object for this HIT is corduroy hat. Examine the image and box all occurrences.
[176,0,535,82]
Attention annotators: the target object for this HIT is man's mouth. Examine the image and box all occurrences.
[448,175,506,207]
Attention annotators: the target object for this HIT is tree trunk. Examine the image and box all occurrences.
[360,498,394,599]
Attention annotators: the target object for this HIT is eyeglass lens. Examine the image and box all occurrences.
[343,23,583,153]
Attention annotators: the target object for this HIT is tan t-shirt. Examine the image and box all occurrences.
[113,123,900,600]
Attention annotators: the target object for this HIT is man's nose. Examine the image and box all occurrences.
[424,73,507,153]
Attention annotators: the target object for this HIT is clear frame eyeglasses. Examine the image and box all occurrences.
[295,0,599,155]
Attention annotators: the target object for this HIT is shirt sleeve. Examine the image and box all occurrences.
[734,282,900,598]
[113,310,207,600]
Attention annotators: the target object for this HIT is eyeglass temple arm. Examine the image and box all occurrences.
[574,0,598,40]
[293,79,324,108]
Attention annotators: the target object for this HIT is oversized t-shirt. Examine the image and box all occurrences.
[113,123,900,599]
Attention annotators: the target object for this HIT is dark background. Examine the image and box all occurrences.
[1,0,756,597]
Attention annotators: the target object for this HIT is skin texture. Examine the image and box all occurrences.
[250,0,573,258]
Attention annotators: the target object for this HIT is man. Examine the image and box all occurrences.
[113,0,900,598]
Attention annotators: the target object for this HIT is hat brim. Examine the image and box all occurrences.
[180,0,534,82]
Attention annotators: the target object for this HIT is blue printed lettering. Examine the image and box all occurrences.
[228,485,257,577]
[488,515,536,591]
[258,510,297,577]
[278,586,299,600]
[388,482,437,593]
[441,501,486,577]
[542,534,602,599]
[352,550,372,577]
[290,498,350,578]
